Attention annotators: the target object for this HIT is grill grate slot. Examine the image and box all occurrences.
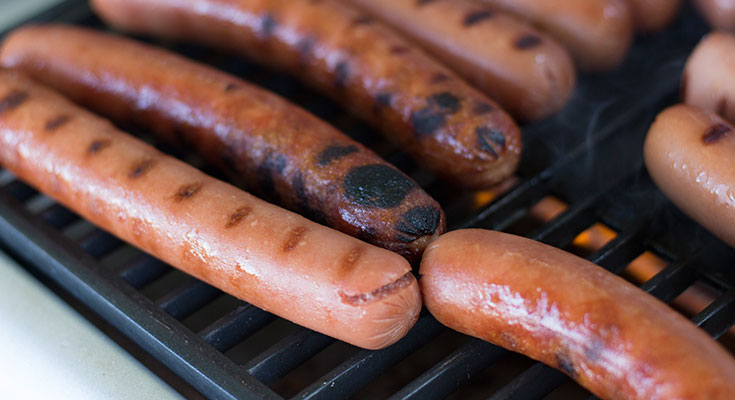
[117,253,171,289]
[79,229,124,259]
[245,329,334,384]
[200,305,276,353]
[40,203,79,230]
[156,279,222,320]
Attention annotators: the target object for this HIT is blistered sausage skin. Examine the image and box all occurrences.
[90,0,521,190]
[421,229,735,400]
[344,0,576,122]
[476,0,634,71]
[0,70,421,350]
[682,32,735,124]
[645,104,735,247]
[0,25,445,262]
[693,0,735,32]
[627,0,682,33]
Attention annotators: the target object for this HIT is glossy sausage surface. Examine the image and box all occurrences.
[645,104,735,247]
[477,0,634,71]
[693,0,735,32]
[627,0,682,33]
[0,24,445,262]
[421,229,735,400]
[682,32,735,124]
[0,70,421,350]
[91,0,521,189]
[345,0,576,122]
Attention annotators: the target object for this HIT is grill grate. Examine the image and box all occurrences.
[0,1,734,399]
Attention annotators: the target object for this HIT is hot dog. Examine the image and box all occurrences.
[420,229,735,400]
[89,0,522,190]
[0,70,421,350]
[344,0,576,122]
[682,32,735,124]
[0,25,445,262]
[644,104,735,247]
[476,0,634,71]
[693,0,735,32]
[627,0,682,33]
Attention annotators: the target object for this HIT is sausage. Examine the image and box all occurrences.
[644,104,735,247]
[682,32,735,124]
[693,0,735,32]
[476,0,634,71]
[89,0,522,190]
[627,0,682,33]
[0,70,421,350]
[420,229,735,400]
[0,24,445,262]
[344,0,576,122]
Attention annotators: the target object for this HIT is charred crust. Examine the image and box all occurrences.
[44,114,71,131]
[297,36,317,64]
[293,173,328,225]
[430,72,450,84]
[87,139,111,155]
[702,123,731,144]
[174,182,203,201]
[555,353,577,378]
[343,164,416,208]
[0,90,29,113]
[410,108,446,137]
[429,92,460,113]
[225,206,252,228]
[395,206,441,242]
[257,153,287,198]
[283,226,308,252]
[260,13,277,38]
[389,45,410,55]
[129,158,155,179]
[334,61,350,89]
[473,102,495,115]
[463,10,494,26]
[375,93,394,109]
[357,226,377,242]
[317,144,359,166]
[339,272,413,305]
[514,34,542,50]
[476,126,506,156]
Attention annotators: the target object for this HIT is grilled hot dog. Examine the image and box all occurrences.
[90,0,522,189]
[0,70,421,350]
[476,0,634,71]
[421,229,735,399]
[645,104,735,247]
[693,0,735,32]
[0,24,446,262]
[682,32,735,124]
[345,0,576,122]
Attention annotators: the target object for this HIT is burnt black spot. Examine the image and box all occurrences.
[352,15,373,26]
[0,90,28,113]
[317,144,359,166]
[225,83,239,92]
[257,153,287,197]
[87,139,111,155]
[429,92,460,113]
[260,13,277,38]
[411,108,446,137]
[555,353,576,378]
[390,45,410,55]
[463,10,494,26]
[334,61,350,89]
[702,123,731,144]
[226,206,251,228]
[473,102,495,115]
[129,158,155,179]
[430,72,450,83]
[476,126,506,156]
[375,93,394,109]
[395,206,441,242]
[44,114,71,131]
[343,164,416,208]
[357,226,377,242]
[174,182,202,201]
[514,34,542,49]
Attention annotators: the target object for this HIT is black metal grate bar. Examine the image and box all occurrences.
[200,305,276,353]
[40,203,79,230]
[79,229,124,259]
[487,363,568,400]
[693,289,735,339]
[246,329,335,384]
[156,279,222,320]
[117,253,172,289]
[1,179,37,202]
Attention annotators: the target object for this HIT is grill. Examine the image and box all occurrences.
[1,1,734,399]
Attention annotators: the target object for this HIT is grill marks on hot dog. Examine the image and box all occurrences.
[462,10,494,27]
[0,89,28,113]
[0,71,421,350]
[0,25,446,261]
[44,114,71,131]
[702,123,732,144]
